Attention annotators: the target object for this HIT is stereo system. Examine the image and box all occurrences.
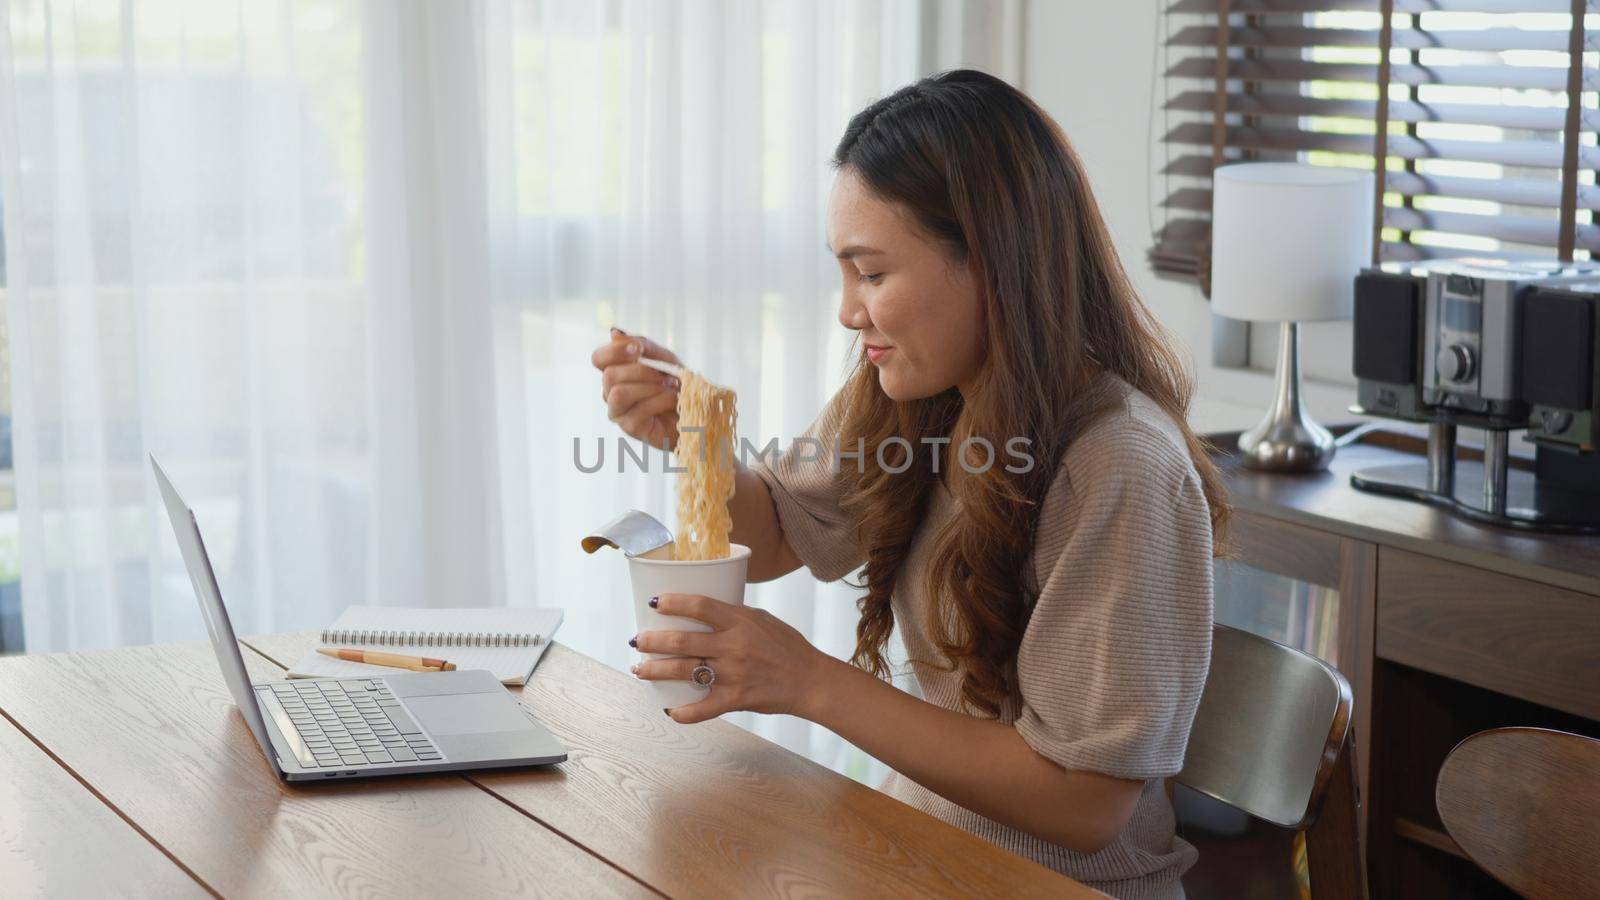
[1351,258,1600,532]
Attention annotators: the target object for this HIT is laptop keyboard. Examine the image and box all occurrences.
[263,678,442,769]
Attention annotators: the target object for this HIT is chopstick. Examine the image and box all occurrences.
[612,327,687,378]
[638,357,685,378]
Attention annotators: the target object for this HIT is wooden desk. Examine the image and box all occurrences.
[0,633,1097,898]
[1207,435,1600,899]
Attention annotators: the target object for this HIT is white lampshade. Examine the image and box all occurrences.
[1210,162,1374,323]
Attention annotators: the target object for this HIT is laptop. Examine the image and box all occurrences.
[151,455,568,781]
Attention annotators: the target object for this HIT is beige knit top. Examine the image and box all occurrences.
[750,377,1214,900]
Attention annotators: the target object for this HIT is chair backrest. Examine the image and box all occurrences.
[1436,727,1600,899]
[1177,624,1353,829]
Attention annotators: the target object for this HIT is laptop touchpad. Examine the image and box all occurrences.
[405,693,531,735]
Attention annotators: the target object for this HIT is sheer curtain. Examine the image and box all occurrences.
[0,0,1019,777]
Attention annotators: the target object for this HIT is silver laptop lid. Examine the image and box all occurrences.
[150,455,277,763]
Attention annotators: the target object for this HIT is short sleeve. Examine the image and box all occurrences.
[1012,417,1214,781]
[748,392,865,582]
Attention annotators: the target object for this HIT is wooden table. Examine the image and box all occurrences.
[0,632,1098,898]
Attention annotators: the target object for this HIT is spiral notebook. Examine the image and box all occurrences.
[287,606,564,686]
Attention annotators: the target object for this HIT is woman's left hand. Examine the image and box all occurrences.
[632,593,833,724]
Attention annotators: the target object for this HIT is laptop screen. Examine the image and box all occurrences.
[150,455,277,764]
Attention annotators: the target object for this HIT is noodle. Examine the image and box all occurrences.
[674,369,737,560]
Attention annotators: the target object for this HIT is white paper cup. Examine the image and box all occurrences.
[628,542,751,709]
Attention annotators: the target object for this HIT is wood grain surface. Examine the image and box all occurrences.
[1304,733,1367,900]
[1436,727,1600,899]
[1227,511,1343,589]
[0,641,650,899]
[0,710,208,898]
[1375,548,1600,721]
[1341,538,1378,855]
[1215,442,1600,597]
[242,631,1101,899]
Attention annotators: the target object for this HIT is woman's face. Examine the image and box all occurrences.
[826,169,985,401]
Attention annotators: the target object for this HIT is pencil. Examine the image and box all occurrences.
[317,647,457,672]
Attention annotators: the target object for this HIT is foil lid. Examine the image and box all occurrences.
[581,509,674,558]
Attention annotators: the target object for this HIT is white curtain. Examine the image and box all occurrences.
[0,0,1019,778]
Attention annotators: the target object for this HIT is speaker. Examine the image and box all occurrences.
[1522,285,1600,450]
[1353,268,1428,420]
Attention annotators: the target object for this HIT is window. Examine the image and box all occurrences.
[1152,0,1598,296]
[0,261,14,654]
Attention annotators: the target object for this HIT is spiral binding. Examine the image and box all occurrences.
[319,629,541,648]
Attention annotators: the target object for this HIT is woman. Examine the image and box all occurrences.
[590,69,1227,899]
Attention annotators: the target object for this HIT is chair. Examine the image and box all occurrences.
[1436,727,1600,899]
[1177,624,1366,900]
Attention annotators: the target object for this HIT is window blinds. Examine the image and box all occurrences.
[1152,0,1597,296]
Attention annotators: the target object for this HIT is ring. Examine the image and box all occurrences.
[690,659,716,688]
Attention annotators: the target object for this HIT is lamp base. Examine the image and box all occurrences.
[1237,322,1336,473]
[1237,413,1336,472]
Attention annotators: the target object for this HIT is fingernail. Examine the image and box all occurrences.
[629,663,639,675]
[611,326,626,336]
[628,342,640,356]
[663,708,672,717]
[666,377,679,389]
[628,635,637,648]
[648,596,658,608]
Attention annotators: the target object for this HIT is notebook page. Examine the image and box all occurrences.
[326,606,561,641]
[287,606,563,685]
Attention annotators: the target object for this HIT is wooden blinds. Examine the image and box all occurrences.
[1152,0,1599,296]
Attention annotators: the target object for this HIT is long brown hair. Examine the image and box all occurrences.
[834,70,1230,718]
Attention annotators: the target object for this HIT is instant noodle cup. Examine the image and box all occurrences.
[629,542,751,709]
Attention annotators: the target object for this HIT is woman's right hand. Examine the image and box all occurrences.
[591,328,683,451]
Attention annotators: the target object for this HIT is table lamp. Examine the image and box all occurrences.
[1211,162,1374,472]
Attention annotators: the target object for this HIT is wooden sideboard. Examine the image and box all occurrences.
[1195,433,1600,899]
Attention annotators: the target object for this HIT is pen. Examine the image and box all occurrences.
[317,647,457,672]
